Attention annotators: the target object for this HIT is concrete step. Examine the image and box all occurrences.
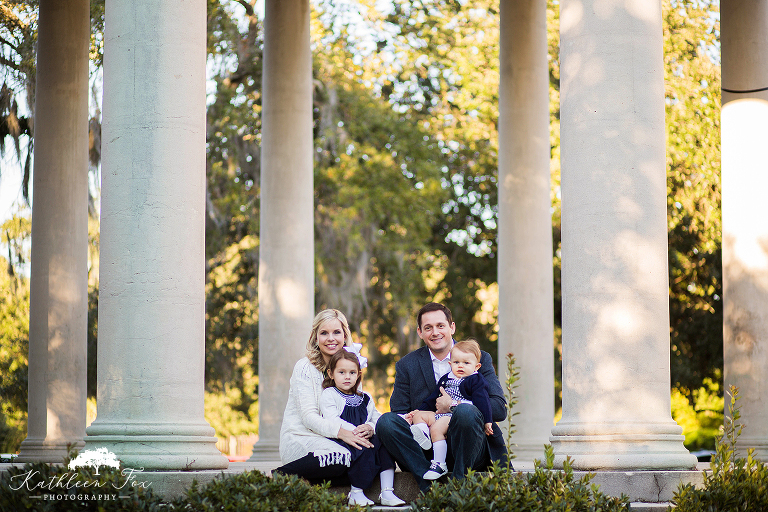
[630,503,673,511]
[327,467,693,508]
[329,470,421,506]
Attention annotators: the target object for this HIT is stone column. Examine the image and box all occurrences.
[17,0,89,463]
[497,0,554,463]
[248,0,314,461]
[550,0,697,469]
[84,0,227,470]
[721,0,768,462]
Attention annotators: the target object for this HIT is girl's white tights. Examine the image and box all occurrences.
[380,468,397,499]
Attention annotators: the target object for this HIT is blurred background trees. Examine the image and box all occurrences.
[0,0,722,454]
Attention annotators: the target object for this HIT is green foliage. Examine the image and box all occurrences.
[664,0,722,397]
[172,469,355,512]
[672,386,768,511]
[204,389,258,438]
[671,379,723,451]
[504,352,520,465]
[377,0,502,354]
[204,0,261,411]
[412,446,630,512]
[311,9,447,394]
[0,449,165,511]
[0,214,30,452]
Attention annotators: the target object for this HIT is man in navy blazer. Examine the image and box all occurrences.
[376,302,508,491]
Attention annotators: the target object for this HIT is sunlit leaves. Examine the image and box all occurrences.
[664,0,722,396]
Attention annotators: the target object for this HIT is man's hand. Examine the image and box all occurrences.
[435,387,453,414]
[484,422,493,436]
[338,427,374,449]
[353,424,374,438]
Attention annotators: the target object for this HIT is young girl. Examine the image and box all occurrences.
[319,350,406,507]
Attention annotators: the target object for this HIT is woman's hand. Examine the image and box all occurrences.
[353,424,374,438]
[338,427,374,450]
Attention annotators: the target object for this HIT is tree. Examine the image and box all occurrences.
[664,0,722,399]
[0,212,30,452]
[370,0,503,356]
[311,3,449,400]
[0,1,36,197]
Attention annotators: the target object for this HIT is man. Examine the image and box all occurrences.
[376,302,508,491]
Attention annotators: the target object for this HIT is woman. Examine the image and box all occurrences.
[274,309,374,483]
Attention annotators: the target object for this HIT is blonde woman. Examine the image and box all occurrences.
[274,309,373,484]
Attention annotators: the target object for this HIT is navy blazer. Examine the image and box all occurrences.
[420,372,493,425]
[390,345,508,464]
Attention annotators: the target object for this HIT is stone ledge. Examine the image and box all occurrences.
[328,469,421,504]
[0,461,707,505]
[582,469,704,502]
[629,504,673,511]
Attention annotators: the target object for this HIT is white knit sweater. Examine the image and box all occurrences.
[318,387,381,432]
[278,357,350,466]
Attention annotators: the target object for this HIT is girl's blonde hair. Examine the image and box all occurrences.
[322,350,363,395]
[306,309,353,372]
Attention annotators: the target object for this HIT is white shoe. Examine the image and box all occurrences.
[423,460,448,480]
[348,490,374,506]
[410,424,432,450]
[379,488,406,506]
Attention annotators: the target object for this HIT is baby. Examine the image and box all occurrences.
[405,339,494,480]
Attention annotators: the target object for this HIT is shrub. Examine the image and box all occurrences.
[672,385,768,511]
[504,352,520,467]
[411,445,630,512]
[671,378,723,451]
[172,469,357,512]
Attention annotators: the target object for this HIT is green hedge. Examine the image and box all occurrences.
[412,446,630,512]
[672,386,768,511]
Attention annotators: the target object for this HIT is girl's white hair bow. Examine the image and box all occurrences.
[344,342,368,369]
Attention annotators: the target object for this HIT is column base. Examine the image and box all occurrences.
[16,436,86,463]
[736,437,768,462]
[85,421,228,470]
[507,439,550,465]
[550,420,698,470]
[247,438,280,462]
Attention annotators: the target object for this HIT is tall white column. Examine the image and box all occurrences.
[249,0,314,461]
[497,0,554,463]
[84,0,227,470]
[722,0,768,462]
[550,0,697,469]
[17,0,89,464]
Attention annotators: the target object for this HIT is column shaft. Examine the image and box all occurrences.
[84,0,227,470]
[249,0,314,461]
[721,0,768,462]
[17,0,89,463]
[550,0,696,469]
[497,0,554,463]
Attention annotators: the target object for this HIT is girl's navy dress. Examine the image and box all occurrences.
[332,388,395,489]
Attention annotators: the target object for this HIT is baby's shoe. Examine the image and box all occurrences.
[423,460,448,480]
[410,424,432,450]
[348,489,374,506]
[379,488,406,506]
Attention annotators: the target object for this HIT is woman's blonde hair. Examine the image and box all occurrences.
[306,309,353,372]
